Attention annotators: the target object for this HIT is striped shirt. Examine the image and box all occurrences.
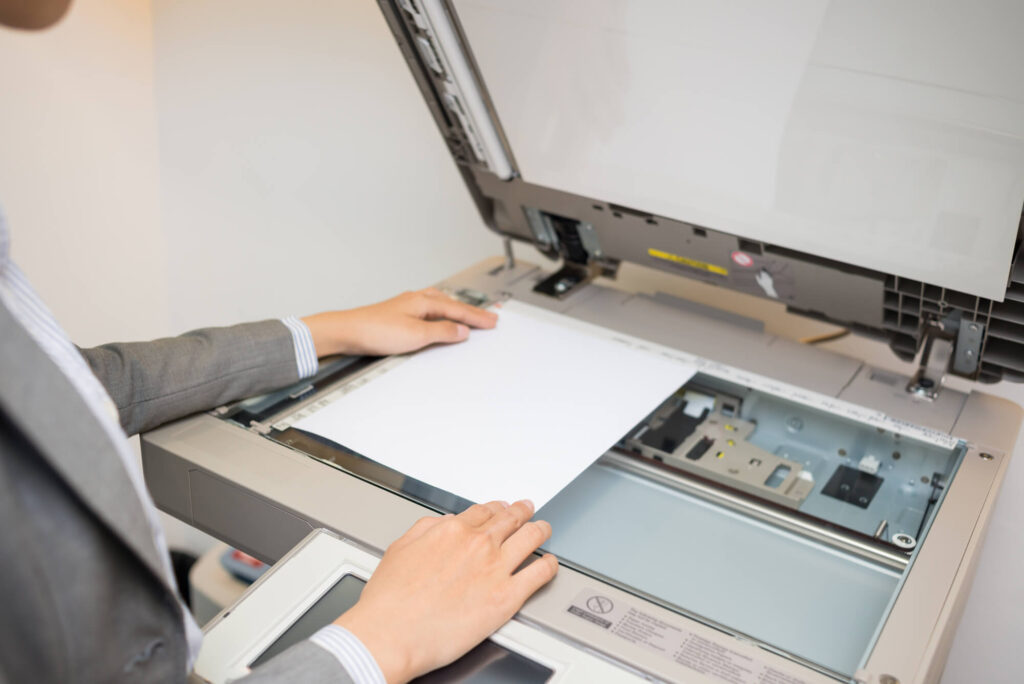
[0,209,383,683]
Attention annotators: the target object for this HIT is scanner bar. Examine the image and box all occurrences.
[603,451,909,572]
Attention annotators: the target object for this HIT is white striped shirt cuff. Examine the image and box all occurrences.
[280,316,319,379]
[309,624,386,684]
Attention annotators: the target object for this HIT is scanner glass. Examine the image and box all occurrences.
[245,354,962,679]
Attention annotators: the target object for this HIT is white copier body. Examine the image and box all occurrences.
[144,2,1024,683]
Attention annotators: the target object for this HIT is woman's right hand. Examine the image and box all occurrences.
[334,499,558,683]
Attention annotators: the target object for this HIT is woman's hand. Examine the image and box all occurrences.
[334,500,558,683]
[301,288,497,357]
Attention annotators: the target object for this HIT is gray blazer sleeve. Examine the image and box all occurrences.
[79,320,303,436]
[235,640,356,684]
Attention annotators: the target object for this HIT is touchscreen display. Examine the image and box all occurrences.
[250,574,366,667]
[250,575,553,683]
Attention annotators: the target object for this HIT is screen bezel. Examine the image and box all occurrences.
[194,530,561,684]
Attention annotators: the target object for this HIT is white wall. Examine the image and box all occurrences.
[0,0,168,346]
[1,0,506,555]
[150,0,500,332]
[1,0,504,340]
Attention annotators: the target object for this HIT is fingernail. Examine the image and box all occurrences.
[521,499,535,513]
[500,500,510,509]
[457,324,469,337]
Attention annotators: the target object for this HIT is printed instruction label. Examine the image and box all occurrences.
[567,590,811,684]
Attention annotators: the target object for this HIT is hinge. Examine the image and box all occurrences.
[533,263,598,299]
[906,311,984,398]
[524,207,617,298]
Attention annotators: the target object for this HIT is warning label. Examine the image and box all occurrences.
[647,248,729,276]
[566,590,811,684]
[568,605,612,629]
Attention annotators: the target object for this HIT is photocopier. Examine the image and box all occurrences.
[143,2,1024,682]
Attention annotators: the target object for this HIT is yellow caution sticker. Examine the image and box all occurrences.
[647,248,728,276]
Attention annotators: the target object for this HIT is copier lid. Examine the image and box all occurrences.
[385,0,1024,380]
[452,0,1024,302]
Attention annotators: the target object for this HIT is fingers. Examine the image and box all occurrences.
[511,553,559,600]
[483,499,534,542]
[501,519,552,570]
[458,501,507,527]
[419,290,498,330]
[415,319,470,347]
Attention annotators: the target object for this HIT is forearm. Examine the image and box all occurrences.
[78,288,495,436]
[79,319,306,435]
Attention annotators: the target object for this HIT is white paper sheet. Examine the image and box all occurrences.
[292,300,696,509]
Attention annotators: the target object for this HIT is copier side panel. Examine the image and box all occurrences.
[142,258,1017,682]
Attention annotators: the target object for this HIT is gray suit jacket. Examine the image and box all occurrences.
[0,299,354,684]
